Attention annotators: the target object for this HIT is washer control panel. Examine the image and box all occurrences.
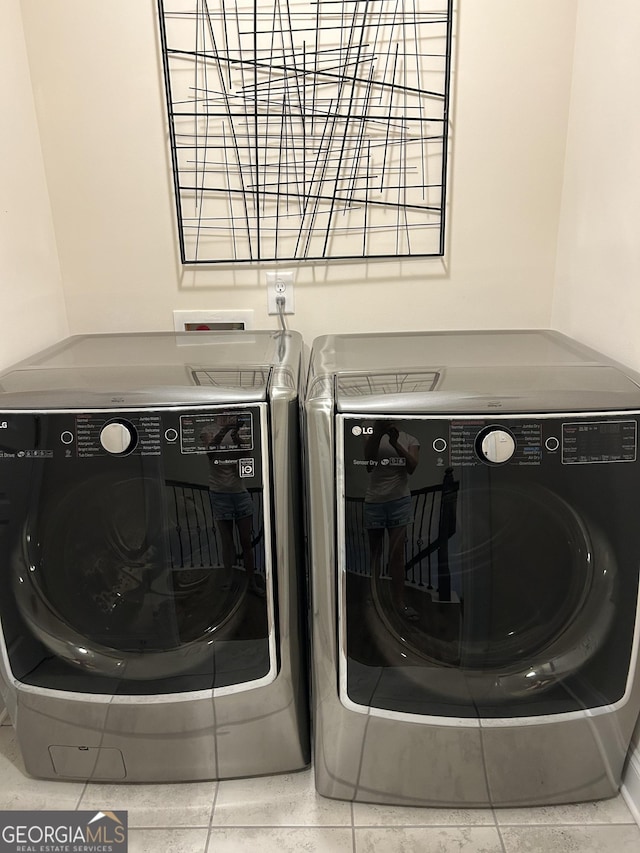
[75,413,160,458]
[0,406,264,465]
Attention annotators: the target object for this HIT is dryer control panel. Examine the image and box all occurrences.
[561,419,637,464]
[429,416,636,468]
[342,413,639,474]
[449,420,542,467]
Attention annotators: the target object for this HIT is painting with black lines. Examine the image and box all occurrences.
[158,0,453,264]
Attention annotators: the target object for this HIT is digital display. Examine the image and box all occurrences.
[562,420,637,464]
[180,411,253,454]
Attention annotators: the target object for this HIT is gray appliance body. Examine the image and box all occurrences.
[305,329,640,806]
[0,331,309,781]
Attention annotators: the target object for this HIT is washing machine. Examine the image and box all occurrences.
[305,329,640,806]
[0,330,309,781]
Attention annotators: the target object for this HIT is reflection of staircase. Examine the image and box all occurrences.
[165,481,265,575]
[345,467,459,602]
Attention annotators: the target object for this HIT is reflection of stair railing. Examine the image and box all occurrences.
[166,481,265,574]
[345,468,458,600]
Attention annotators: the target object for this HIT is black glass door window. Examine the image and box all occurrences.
[0,406,274,695]
[340,415,640,719]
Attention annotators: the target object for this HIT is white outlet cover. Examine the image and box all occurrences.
[266,271,295,314]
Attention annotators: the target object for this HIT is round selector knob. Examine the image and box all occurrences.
[100,420,137,455]
[478,427,516,464]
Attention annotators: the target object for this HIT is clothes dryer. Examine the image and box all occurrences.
[0,331,309,781]
[305,329,640,806]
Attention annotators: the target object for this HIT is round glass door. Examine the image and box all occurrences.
[14,474,257,681]
[369,484,615,700]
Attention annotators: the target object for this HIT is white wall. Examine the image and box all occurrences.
[553,3,640,368]
[552,1,640,814]
[20,0,577,340]
[0,1,68,370]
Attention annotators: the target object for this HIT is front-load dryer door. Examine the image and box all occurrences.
[0,404,275,695]
[337,413,640,720]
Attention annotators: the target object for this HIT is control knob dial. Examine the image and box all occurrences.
[100,420,137,455]
[477,427,516,464]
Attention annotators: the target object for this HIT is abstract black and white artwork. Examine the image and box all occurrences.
[158,0,453,263]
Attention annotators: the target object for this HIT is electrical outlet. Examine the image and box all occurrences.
[267,271,295,315]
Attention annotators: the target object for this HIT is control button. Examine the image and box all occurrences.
[545,436,560,452]
[100,421,136,455]
[60,431,74,445]
[478,428,516,464]
[165,428,178,442]
[433,438,448,453]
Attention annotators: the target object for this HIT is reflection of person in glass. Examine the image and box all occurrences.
[364,420,420,620]
[200,423,265,597]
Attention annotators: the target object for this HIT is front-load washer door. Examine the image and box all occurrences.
[0,404,276,695]
[337,413,640,719]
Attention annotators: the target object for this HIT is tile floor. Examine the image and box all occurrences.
[1,713,639,853]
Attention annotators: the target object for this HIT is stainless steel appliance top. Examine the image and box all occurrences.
[0,331,302,408]
[306,329,640,413]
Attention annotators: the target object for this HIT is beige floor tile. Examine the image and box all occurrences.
[80,779,217,827]
[0,725,84,810]
[212,767,352,826]
[500,824,640,853]
[207,827,354,853]
[355,826,504,852]
[353,801,495,826]
[495,793,635,825]
[128,828,209,853]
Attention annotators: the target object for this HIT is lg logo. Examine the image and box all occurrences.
[0,422,7,430]
[351,425,373,436]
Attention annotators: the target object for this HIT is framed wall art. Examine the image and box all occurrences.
[158,0,453,263]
